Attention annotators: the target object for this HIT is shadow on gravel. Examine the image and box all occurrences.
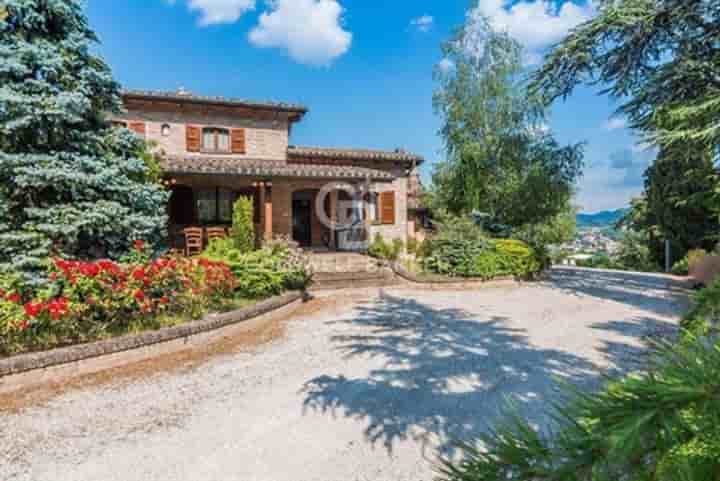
[302,292,607,456]
[547,266,690,317]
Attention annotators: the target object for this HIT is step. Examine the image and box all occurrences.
[313,271,393,282]
[309,277,399,291]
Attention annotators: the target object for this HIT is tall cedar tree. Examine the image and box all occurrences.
[531,0,720,153]
[432,9,583,230]
[0,0,169,280]
[622,145,720,266]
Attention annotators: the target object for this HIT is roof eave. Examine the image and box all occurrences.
[121,90,308,117]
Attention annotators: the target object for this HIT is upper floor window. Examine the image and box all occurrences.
[202,127,230,153]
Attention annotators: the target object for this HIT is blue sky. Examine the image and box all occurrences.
[85,0,653,214]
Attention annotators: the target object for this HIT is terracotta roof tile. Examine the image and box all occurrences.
[161,156,396,181]
[288,145,424,164]
[122,90,307,114]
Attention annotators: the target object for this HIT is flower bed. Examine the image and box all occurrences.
[0,246,238,357]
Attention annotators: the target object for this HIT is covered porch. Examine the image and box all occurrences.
[164,170,394,254]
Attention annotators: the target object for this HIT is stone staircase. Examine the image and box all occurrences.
[307,252,398,291]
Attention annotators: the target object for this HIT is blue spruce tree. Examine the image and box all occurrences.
[0,0,169,281]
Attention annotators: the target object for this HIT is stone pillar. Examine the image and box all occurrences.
[329,189,338,249]
[264,184,273,241]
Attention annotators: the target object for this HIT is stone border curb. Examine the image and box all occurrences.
[390,262,519,288]
[0,291,304,379]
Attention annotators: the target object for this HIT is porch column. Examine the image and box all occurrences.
[258,182,273,242]
[329,189,338,248]
[264,183,273,241]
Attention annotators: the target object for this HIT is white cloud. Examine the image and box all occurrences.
[473,0,594,63]
[604,117,627,131]
[182,0,256,26]
[410,15,434,33]
[249,0,352,66]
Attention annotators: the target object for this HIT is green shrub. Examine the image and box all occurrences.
[203,237,311,298]
[680,276,720,336]
[231,196,255,253]
[494,239,541,278]
[368,234,402,261]
[577,253,615,270]
[406,237,420,256]
[672,249,707,276]
[672,256,690,275]
[422,217,491,276]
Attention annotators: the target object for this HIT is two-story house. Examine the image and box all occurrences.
[111,89,424,251]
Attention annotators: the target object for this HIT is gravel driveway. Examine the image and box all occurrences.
[1,267,688,481]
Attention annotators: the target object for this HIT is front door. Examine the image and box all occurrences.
[292,199,312,247]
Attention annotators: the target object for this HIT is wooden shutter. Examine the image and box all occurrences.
[231,128,246,154]
[380,191,396,225]
[186,125,201,153]
[128,121,146,136]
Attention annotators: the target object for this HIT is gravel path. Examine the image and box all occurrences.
[1,267,688,481]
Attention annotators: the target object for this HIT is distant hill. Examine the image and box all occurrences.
[577,209,628,228]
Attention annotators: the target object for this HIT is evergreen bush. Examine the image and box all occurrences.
[231,196,255,253]
[0,0,169,281]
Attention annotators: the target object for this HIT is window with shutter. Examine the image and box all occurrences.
[231,128,246,154]
[380,191,396,225]
[129,122,146,137]
[186,125,201,153]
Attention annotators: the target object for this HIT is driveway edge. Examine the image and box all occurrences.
[0,291,305,394]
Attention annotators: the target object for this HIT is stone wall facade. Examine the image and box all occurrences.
[113,107,290,161]
[113,95,417,250]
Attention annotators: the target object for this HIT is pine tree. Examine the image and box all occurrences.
[0,0,169,281]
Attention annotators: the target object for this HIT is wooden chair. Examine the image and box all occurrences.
[183,227,204,256]
[206,227,229,243]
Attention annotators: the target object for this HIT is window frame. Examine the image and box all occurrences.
[201,127,231,154]
[196,187,237,225]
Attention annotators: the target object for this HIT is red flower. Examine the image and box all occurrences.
[79,262,100,278]
[6,292,21,304]
[47,297,69,320]
[160,296,169,305]
[134,290,145,302]
[132,268,146,281]
[24,302,44,318]
[133,240,145,251]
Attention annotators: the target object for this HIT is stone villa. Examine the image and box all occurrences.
[111,90,425,251]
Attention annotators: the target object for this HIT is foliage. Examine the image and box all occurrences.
[368,234,403,261]
[613,230,658,272]
[576,253,615,270]
[438,334,720,481]
[432,7,584,231]
[421,216,541,279]
[681,276,720,337]
[422,217,491,276]
[672,249,708,276]
[647,146,719,264]
[231,196,255,253]
[0,247,235,356]
[203,236,312,298]
[0,0,169,282]
[469,240,540,280]
[530,0,720,152]
[406,237,420,256]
